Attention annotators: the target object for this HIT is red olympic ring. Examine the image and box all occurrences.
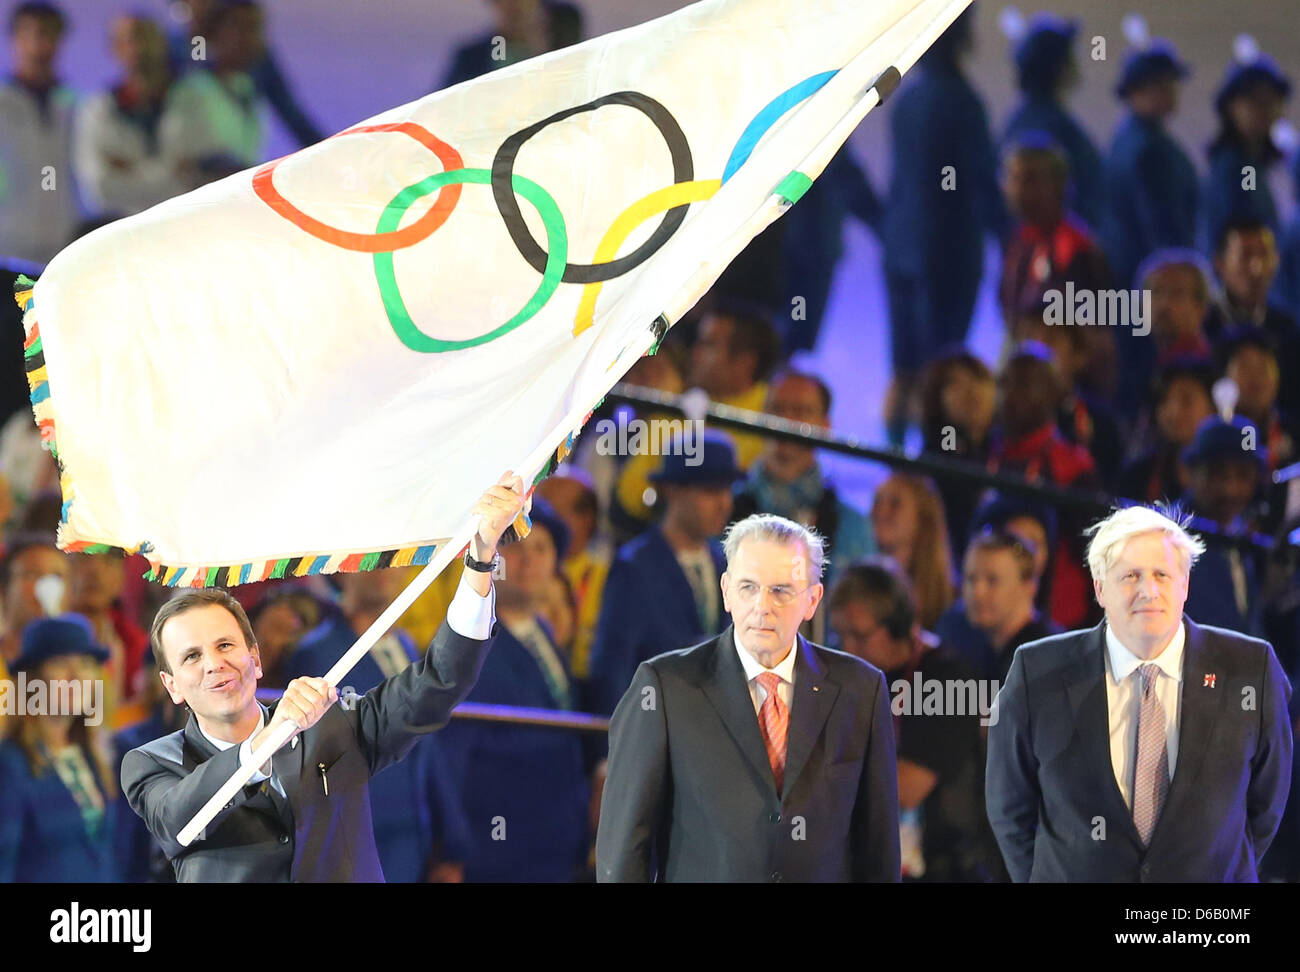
[251,122,465,253]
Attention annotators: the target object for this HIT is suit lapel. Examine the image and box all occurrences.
[262,701,300,825]
[1151,619,1225,841]
[1065,622,1143,849]
[181,714,217,773]
[182,706,296,826]
[781,637,839,800]
[701,627,777,794]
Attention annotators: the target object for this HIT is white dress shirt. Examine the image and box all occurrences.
[197,570,496,787]
[735,633,798,715]
[1104,622,1184,810]
[197,708,285,797]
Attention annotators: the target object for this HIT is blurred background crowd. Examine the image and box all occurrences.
[1,0,1299,883]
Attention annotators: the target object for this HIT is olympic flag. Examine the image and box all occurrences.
[16,0,970,584]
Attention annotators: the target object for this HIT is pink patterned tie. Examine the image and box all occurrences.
[1132,664,1169,846]
[756,672,789,793]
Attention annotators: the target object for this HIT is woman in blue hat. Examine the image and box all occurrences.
[0,615,120,881]
[1203,36,1291,254]
[1000,11,1104,231]
[1101,18,1198,289]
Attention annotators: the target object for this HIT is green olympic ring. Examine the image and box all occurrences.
[373,168,568,352]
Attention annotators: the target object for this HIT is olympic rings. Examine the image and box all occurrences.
[572,178,721,337]
[373,168,568,353]
[252,122,465,253]
[721,70,837,184]
[491,91,694,284]
[251,73,837,353]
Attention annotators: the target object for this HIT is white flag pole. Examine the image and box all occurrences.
[176,322,664,848]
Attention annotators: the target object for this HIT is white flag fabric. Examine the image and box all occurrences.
[16,0,970,587]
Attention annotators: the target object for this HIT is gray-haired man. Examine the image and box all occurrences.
[595,513,901,882]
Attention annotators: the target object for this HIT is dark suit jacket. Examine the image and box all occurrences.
[986,617,1293,882]
[284,619,474,881]
[121,618,494,882]
[596,627,900,882]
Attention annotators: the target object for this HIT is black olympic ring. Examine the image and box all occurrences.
[491,91,694,285]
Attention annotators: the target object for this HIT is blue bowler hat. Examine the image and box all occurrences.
[12,614,110,674]
[649,430,745,486]
[1015,14,1077,95]
[1182,415,1268,469]
[1116,40,1189,98]
[1215,52,1291,114]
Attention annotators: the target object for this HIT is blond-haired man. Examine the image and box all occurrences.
[986,505,1292,881]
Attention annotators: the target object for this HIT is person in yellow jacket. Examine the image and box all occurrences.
[537,468,611,681]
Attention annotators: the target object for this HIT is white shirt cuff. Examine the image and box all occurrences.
[445,569,497,640]
[239,737,272,783]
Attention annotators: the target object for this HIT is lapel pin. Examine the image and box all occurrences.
[812,685,820,692]
[1203,674,1217,688]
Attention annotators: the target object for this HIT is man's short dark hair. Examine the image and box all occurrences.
[1214,216,1275,257]
[769,367,832,415]
[0,531,59,589]
[1005,131,1070,184]
[828,557,915,641]
[8,1,64,35]
[965,528,1037,583]
[711,300,781,383]
[1216,326,1279,373]
[150,588,257,675]
[1136,248,1212,303]
[1149,355,1215,410]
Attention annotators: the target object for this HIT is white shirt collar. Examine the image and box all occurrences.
[196,707,265,752]
[1105,620,1185,686]
[735,631,799,685]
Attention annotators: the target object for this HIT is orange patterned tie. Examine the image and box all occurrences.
[756,672,789,792]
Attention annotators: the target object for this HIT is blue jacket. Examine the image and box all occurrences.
[284,617,473,879]
[437,622,590,881]
[1203,141,1279,252]
[1004,94,1105,230]
[1184,545,1266,640]
[1274,214,1300,320]
[882,62,1005,277]
[114,711,174,882]
[1101,113,1198,288]
[586,525,728,716]
[0,738,118,882]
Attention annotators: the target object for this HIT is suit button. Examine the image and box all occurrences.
[770,871,783,883]
[278,834,290,845]
[770,813,781,824]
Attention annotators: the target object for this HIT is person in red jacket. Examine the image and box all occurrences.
[988,344,1101,628]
